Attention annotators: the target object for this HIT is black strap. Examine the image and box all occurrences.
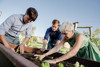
[5,33,15,38]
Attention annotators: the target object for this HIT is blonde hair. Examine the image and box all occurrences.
[60,21,74,32]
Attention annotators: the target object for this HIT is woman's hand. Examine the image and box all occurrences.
[34,54,46,60]
[41,47,45,52]
[43,59,57,64]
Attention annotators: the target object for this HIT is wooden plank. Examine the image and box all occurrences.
[73,22,79,30]
[0,43,39,67]
[77,26,92,28]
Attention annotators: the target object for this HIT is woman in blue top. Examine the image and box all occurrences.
[41,19,63,52]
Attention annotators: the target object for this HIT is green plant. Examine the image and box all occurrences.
[74,61,79,67]
[16,49,19,53]
[44,62,50,67]
[83,28,100,50]
[74,61,85,67]
[80,64,85,67]
[59,48,70,54]
[58,63,64,67]
[38,55,42,61]
[41,62,50,67]
[51,57,54,59]
[41,62,44,67]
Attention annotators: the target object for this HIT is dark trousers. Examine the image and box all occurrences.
[47,42,56,50]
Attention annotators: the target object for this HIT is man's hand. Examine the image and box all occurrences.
[19,37,29,54]
[10,47,15,52]
[41,39,47,52]
[19,44,24,54]
[4,44,11,48]
[0,35,15,52]
[5,45,15,52]
[41,47,45,52]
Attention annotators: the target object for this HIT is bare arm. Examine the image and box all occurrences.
[41,39,61,51]
[0,35,15,52]
[55,34,85,63]
[41,39,48,51]
[19,37,30,54]
[0,35,10,48]
[0,15,15,48]
[21,37,30,45]
[55,40,61,46]
[44,37,65,57]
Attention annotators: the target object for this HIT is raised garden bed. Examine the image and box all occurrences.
[21,50,100,67]
[21,53,75,67]
[0,43,99,67]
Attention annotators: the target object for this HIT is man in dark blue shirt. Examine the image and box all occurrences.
[41,19,63,52]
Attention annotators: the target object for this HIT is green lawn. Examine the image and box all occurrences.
[26,42,70,54]
[19,37,70,54]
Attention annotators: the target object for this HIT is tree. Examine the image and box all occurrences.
[83,28,100,50]
[20,26,36,37]
[19,26,36,44]
[32,27,36,35]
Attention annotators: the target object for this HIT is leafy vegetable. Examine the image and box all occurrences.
[51,57,54,59]
[38,55,42,61]
[41,62,44,67]
[58,63,64,67]
[44,62,50,67]
[16,49,19,53]
[74,61,79,67]
[80,64,85,67]
[41,62,50,67]
[74,61,85,67]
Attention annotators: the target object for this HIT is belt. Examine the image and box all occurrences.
[5,33,15,38]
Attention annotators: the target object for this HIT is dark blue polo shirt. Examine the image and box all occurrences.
[44,27,63,44]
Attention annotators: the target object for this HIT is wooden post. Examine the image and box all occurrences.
[89,27,92,39]
[73,22,79,30]
[73,21,92,39]
[77,26,92,39]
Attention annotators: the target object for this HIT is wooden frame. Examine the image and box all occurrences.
[73,22,92,39]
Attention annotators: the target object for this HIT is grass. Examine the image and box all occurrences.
[26,42,70,54]
[19,37,70,54]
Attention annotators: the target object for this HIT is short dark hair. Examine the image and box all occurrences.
[52,19,60,26]
[26,7,38,21]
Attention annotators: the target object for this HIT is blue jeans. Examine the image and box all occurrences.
[4,33,20,45]
[47,42,56,50]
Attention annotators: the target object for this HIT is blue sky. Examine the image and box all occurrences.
[0,0,100,37]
